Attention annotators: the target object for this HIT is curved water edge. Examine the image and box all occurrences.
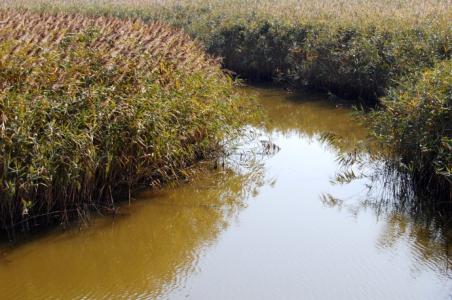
[0,86,451,299]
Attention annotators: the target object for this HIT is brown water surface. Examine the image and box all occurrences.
[1,87,451,299]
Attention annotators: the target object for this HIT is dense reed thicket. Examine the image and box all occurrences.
[6,0,451,103]
[0,10,249,235]
[1,0,451,226]
[370,60,451,200]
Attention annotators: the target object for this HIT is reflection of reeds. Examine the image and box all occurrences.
[324,130,452,226]
[377,213,452,278]
[0,10,250,237]
[321,134,452,274]
[0,155,267,298]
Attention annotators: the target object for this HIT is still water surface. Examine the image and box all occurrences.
[1,87,451,299]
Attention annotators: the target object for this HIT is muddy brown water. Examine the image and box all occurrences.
[1,87,451,299]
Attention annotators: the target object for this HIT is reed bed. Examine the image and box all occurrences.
[0,10,249,235]
[370,60,451,201]
[5,0,450,27]
[1,0,451,228]
[5,0,450,102]
[23,0,448,202]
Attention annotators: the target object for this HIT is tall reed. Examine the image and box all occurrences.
[4,0,450,103]
[369,60,451,202]
[0,10,249,235]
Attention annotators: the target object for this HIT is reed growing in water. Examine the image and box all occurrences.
[369,60,451,203]
[0,10,249,235]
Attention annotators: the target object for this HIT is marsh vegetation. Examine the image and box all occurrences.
[1,87,451,300]
[0,10,250,235]
[0,1,450,232]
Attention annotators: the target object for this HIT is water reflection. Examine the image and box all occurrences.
[251,85,452,288]
[324,129,451,227]
[253,87,368,151]
[309,108,452,280]
[0,167,265,299]
[377,214,451,276]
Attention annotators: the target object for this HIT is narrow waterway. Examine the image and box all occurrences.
[1,87,451,299]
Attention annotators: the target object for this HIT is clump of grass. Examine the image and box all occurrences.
[0,10,250,235]
[369,60,451,202]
